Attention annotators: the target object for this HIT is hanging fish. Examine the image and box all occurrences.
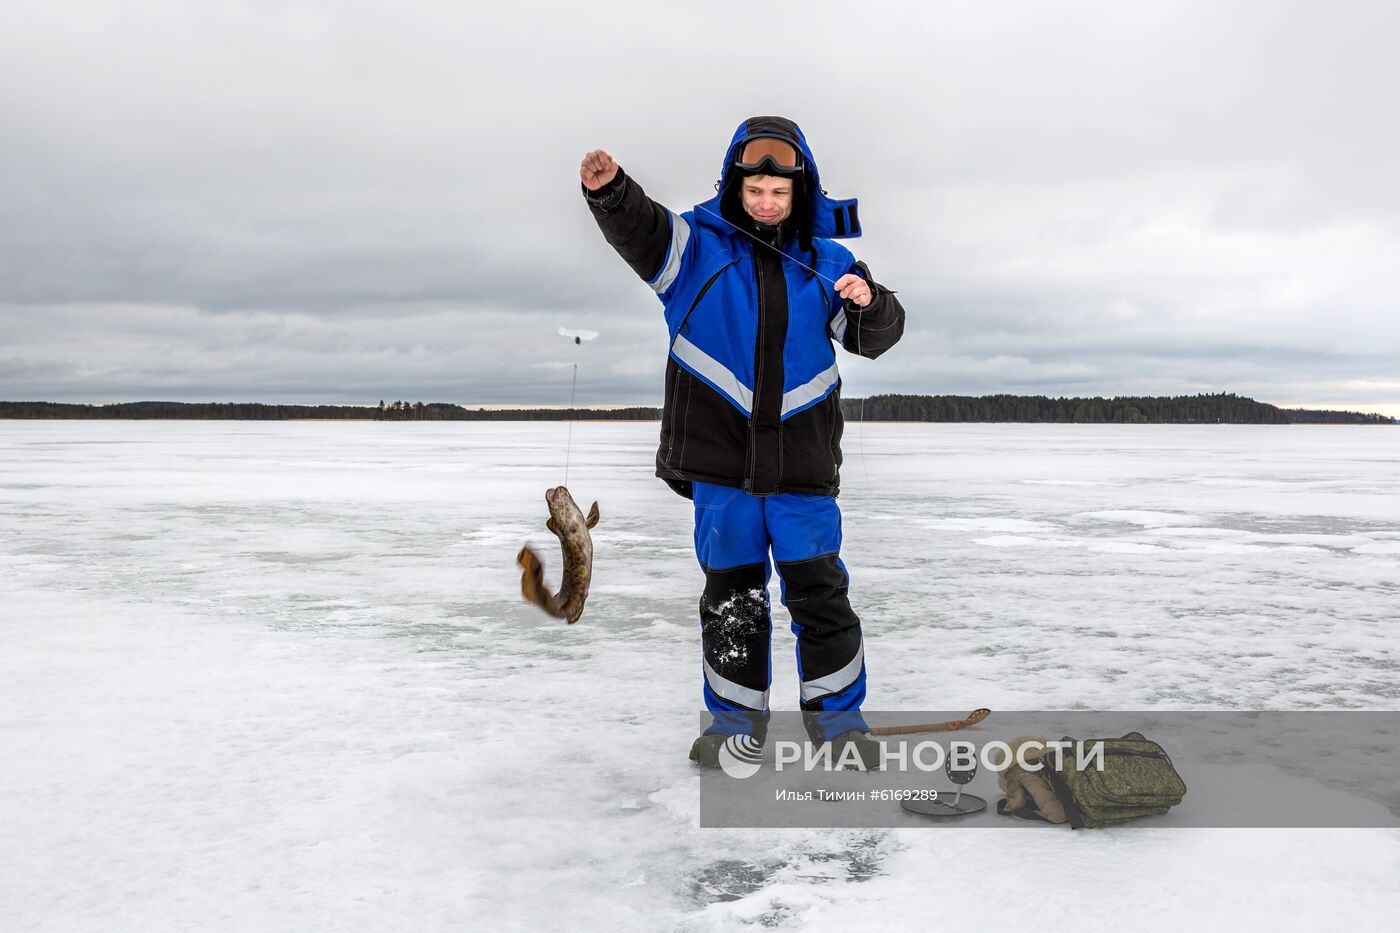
[517,485,600,623]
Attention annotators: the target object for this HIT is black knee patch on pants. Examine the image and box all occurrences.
[777,555,863,707]
[700,562,771,698]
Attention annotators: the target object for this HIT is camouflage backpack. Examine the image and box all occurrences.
[1028,732,1187,828]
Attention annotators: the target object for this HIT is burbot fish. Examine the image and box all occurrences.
[517,486,599,624]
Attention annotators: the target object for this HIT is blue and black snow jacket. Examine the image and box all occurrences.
[584,116,905,498]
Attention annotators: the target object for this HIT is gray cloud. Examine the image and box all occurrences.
[2,0,1397,415]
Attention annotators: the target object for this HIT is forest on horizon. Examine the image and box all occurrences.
[1,393,1393,425]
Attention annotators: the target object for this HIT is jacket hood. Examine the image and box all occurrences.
[695,116,861,242]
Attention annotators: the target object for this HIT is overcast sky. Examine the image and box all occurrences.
[3,0,1397,415]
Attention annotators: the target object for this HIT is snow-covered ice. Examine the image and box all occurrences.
[2,421,1398,931]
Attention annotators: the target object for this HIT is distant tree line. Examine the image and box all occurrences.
[839,392,1300,424]
[0,400,661,421]
[441,406,661,421]
[1,394,1393,424]
[1281,407,1396,425]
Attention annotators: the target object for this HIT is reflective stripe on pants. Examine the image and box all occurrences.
[693,481,868,740]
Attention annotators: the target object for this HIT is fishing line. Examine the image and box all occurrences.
[856,324,869,484]
[694,203,843,289]
[556,328,597,487]
[857,389,869,484]
[563,356,578,486]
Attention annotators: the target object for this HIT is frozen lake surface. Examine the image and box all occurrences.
[3,421,1398,930]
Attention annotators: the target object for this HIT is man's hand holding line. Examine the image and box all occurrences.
[834,273,872,309]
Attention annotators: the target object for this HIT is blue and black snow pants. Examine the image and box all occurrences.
[693,481,868,743]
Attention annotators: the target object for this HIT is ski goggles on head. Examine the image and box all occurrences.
[734,136,802,175]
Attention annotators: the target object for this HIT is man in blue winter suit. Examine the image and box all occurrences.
[580,116,905,768]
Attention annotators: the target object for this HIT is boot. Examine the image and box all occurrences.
[830,729,883,771]
[689,734,726,768]
[689,732,764,768]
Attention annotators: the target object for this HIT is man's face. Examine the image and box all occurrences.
[740,175,794,226]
